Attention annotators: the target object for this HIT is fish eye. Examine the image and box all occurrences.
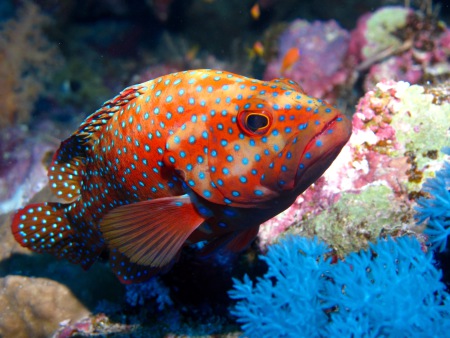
[238,110,272,136]
[247,114,269,131]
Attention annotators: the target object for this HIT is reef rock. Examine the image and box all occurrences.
[0,275,89,338]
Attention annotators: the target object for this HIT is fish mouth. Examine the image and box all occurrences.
[261,111,352,196]
[271,113,351,194]
[293,114,351,193]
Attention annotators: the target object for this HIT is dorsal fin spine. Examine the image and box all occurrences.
[47,84,147,201]
[77,84,146,140]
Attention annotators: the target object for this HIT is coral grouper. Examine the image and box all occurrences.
[11,69,351,283]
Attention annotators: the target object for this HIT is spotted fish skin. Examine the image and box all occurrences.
[11,69,351,283]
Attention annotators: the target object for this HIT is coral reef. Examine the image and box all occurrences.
[259,80,450,256]
[0,1,61,127]
[349,6,412,63]
[263,19,350,102]
[350,80,449,190]
[349,6,450,90]
[262,5,450,104]
[230,235,450,337]
[0,1,449,336]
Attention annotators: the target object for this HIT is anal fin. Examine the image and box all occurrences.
[200,225,260,257]
[225,225,260,252]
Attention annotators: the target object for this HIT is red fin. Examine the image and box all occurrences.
[200,225,260,257]
[225,225,260,252]
[11,202,103,269]
[76,84,146,139]
[100,195,206,269]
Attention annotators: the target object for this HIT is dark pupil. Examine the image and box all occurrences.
[247,114,268,131]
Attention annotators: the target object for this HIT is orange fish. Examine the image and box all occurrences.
[250,3,260,20]
[11,69,351,284]
[253,41,265,57]
[281,47,301,74]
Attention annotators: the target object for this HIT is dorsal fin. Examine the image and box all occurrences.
[77,84,147,140]
[48,84,147,201]
[271,78,305,93]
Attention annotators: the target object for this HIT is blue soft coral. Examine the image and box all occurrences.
[229,235,450,337]
[415,147,450,252]
[229,236,330,337]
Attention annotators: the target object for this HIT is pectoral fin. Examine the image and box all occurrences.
[100,195,206,268]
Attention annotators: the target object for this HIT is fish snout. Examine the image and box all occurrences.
[270,111,351,193]
[293,112,352,193]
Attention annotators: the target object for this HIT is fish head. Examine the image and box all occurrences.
[164,73,351,208]
[258,82,352,197]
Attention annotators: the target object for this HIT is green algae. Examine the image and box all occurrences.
[290,184,416,256]
[389,82,450,190]
[392,83,450,161]
[363,7,410,59]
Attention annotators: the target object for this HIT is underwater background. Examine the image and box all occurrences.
[0,0,449,337]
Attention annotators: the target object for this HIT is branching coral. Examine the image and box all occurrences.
[229,236,330,337]
[323,236,450,337]
[230,235,450,337]
[0,1,61,127]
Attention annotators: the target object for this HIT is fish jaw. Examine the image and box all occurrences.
[293,113,352,193]
[266,112,352,194]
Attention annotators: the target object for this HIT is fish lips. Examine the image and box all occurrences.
[273,113,352,193]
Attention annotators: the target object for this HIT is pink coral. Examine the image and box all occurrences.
[54,314,132,338]
[364,51,423,90]
[347,12,371,65]
[263,19,351,102]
